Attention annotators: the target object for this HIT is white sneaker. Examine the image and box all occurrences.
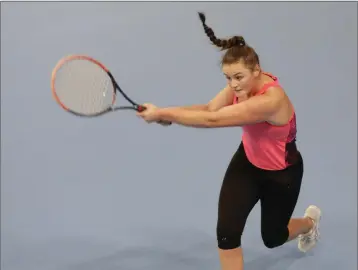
[298,205,322,253]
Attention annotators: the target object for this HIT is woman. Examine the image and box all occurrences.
[138,12,322,270]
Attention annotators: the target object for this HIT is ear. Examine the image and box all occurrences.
[253,64,261,77]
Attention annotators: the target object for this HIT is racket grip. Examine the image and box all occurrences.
[137,105,172,126]
[137,105,146,112]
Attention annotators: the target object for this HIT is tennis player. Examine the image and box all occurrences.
[137,12,322,270]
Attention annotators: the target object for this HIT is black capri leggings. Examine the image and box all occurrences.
[216,142,304,249]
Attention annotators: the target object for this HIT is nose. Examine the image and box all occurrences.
[230,79,239,88]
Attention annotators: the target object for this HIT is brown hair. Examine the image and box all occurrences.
[198,12,260,70]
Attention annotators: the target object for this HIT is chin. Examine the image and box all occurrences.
[236,93,249,101]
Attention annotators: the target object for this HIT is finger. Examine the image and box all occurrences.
[157,120,172,126]
[140,103,150,109]
[136,111,145,116]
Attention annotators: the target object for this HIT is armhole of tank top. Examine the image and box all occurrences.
[266,107,295,127]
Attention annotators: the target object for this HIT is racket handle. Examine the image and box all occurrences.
[137,105,172,126]
[136,105,146,112]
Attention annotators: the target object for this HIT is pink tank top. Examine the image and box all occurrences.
[233,72,297,171]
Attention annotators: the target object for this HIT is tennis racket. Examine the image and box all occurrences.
[51,54,171,125]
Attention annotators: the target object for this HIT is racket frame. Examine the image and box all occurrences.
[51,55,146,117]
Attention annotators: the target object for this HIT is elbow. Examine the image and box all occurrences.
[205,113,245,128]
[204,104,212,112]
[204,113,222,128]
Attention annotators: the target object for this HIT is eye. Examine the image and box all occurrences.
[235,76,243,81]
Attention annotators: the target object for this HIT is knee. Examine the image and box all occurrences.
[262,237,281,249]
[261,228,288,249]
[217,227,242,250]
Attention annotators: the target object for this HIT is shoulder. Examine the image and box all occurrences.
[263,84,285,97]
[261,85,286,106]
[263,85,293,124]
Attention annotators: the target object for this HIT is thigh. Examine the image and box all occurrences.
[260,155,304,231]
[217,143,260,235]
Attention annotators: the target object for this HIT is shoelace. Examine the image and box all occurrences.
[302,231,318,244]
[299,220,319,243]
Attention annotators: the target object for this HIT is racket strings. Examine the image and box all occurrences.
[53,59,115,115]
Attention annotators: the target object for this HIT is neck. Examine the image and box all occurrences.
[251,72,265,96]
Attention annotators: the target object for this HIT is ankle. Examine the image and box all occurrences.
[305,217,314,232]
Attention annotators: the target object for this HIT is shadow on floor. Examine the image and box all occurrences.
[66,228,312,270]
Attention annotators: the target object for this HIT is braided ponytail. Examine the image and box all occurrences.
[198,12,246,50]
[197,12,260,69]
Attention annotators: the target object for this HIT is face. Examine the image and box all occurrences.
[222,60,260,100]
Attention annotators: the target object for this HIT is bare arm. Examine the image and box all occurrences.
[168,85,234,112]
[172,104,209,111]
[207,85,235,111]
[156,86,285,128]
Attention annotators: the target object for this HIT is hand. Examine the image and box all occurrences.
[137,103,161,123]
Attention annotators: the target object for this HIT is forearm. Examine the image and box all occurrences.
[173,104,209,111]
[157,107,214,128]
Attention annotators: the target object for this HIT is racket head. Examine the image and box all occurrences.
[51,55,117,117]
